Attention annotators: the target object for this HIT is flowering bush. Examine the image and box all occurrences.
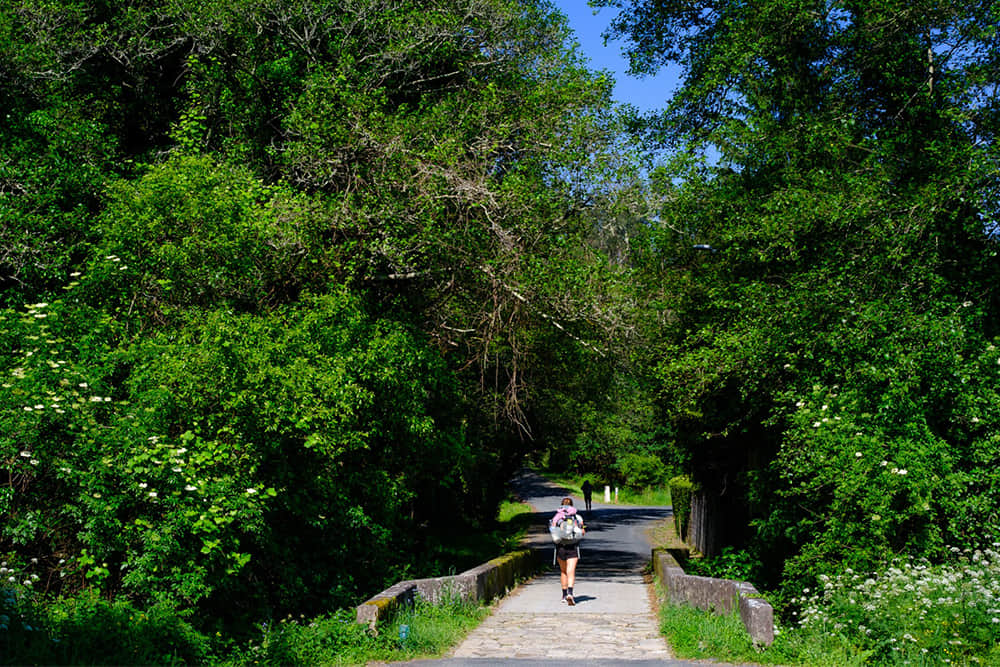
[0,281,473,621]
[0,560,45,657]
[795,549,1000,664]
[743,322,1000,603]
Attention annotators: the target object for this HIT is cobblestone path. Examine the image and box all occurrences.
[450,575,672,660]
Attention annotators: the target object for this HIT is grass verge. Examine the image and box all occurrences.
[658,601,868,667]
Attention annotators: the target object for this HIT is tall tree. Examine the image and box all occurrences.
[0,0,642,624]
[597,0,1000,588]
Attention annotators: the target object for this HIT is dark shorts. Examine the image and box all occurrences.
[556,543,580,561]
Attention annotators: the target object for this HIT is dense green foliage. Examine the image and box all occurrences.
[1,565,487,665]
[0,0,641,653]
[660,547,1000,664]
[2,582,210,666]
[598,0,1000,595]
[5,0,1000,661]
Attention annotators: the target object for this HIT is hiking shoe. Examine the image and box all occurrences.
[566,594,575,606]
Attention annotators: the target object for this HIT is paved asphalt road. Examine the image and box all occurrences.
[506,469,672,582]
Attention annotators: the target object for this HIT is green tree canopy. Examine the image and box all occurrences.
[597,0,1000,590]
[0,0,646,627]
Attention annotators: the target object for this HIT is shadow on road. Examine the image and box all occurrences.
[509,469,673,577]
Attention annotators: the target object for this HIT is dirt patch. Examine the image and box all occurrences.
[644,514,687,551]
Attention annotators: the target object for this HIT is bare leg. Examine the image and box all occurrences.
[565,556,578,589]
[558,558,569,589]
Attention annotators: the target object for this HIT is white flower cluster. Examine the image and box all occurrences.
[796,548,1000,656]
[106,254,128,271]
[0,561,41,589]
[8,303,114,416]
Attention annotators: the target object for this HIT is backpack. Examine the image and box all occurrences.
[549,508,584,545]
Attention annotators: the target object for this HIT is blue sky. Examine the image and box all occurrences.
[552,1,679,113]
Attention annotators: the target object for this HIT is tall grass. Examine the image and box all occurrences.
[498,498,533,523]
[618,485,672,506]
[658,596,868,666]
[231,594,488,666]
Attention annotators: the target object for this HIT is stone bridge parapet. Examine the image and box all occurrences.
[652,547,774,646]
[355,549,537,628]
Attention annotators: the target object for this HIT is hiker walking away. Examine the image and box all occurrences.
[549,497,585,605]
[581,480,593,512]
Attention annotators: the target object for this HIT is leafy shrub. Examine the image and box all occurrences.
[47,594,209,666]
[0,584,208,666]
[684,546,759,584]
[614,451,669,490]
[748,331,1000,596]
[0,286,473,623]
[669,475,695,540]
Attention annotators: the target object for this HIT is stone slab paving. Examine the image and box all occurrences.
[451,569,671,660]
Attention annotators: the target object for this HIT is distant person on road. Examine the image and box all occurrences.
[581,480,593,512]
[550,497,585,605]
